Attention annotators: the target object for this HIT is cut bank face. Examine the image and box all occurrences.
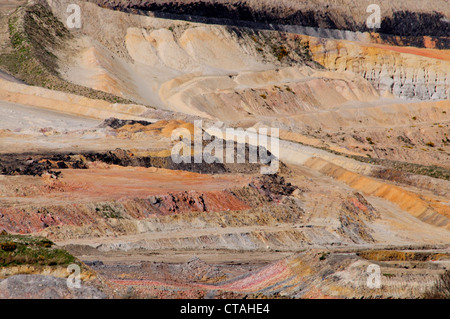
[171,120,280,175]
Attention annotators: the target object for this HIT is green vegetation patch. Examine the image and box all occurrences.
[0,3,134,105]
[319,252,330,261]
[95,203,124,219]
[272,45,289,61]
[0,233,77,267]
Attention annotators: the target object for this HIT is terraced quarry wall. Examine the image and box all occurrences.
[306,36,450,100]
[78,0,449,101]
[88,0,450,42]
[0,78,149,120]
[0,0,448,299]
[304,157,450,230]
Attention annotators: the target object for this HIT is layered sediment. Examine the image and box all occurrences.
[0,0,448,299]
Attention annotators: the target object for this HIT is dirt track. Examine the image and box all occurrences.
[0,100,99,131]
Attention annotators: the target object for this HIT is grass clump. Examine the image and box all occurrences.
[95,203,124,219]
[0,242,17,252]
[0,234,76,267]
[0,3,134,105]
[285,86,295,94]
[319,252,330,261]
[272,45,289,61]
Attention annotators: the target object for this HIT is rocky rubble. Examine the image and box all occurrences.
[0,274,106,299]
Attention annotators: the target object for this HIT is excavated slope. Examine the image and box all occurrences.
[0,1,448,299]
[87,0,450,40]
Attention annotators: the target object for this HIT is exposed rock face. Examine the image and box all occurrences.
[99,117,155,129]
[304,157,450,230]
[86,0,450,41]
[0,141,276,177]
[4,0,445,134]
[169,257,225,282]
[207,249,446,298]
[75,0,449,101]
[337,193,380,243]
[0,0,448,300]
[0,187,251,234]
[306,36,449,100]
